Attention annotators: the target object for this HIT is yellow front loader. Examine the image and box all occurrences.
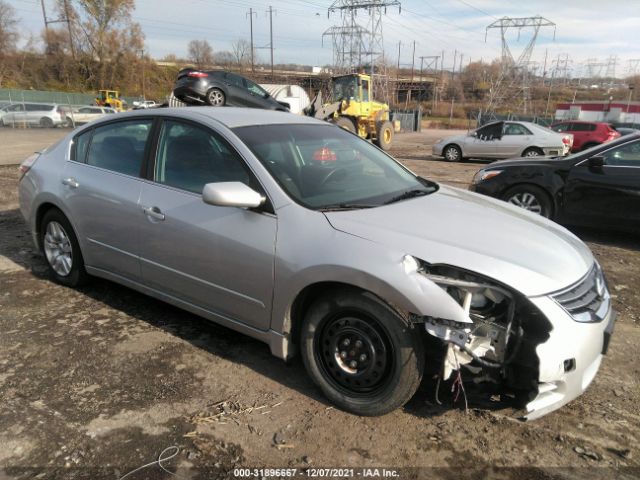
[95,90,125,112]
[304,74,394,150]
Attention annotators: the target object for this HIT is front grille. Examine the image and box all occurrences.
[552,264,609,323]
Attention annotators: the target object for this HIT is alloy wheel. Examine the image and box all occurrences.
[207,90,225,106]
[508,192,543,214]
[43,221,73,276]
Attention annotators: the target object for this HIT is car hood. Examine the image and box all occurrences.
[437,133,468,144]
[324,185,593,297]
[487,156,574,168]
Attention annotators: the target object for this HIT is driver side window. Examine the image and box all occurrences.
[154,120,251,194]
[602,141,640,167]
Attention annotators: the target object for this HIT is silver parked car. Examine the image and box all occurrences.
[433,121,573,162]
[1,102,71,128]
[18,108,614,419]
[68,105,117,125]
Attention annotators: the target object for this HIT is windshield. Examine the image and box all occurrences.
[233,124,437,210]
[333,76,357,101]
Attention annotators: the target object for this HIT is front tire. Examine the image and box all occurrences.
[40,209,88,287]
[300,288,424,416]
[443,144,462,162]
[503,184,553,218]
[374,120,394,151]
[205,88,226,106]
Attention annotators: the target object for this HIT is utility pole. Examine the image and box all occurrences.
[40,0,49,35]
[140,49,146,99]
[247,8,256,72]
[452,49,457,81]
[410,40,416,81]
[396,41,401,78]
[266,6,275,76]
[62,0,75,59]
[40,0,74,56]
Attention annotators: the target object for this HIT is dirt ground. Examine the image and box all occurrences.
[0,127,638,480]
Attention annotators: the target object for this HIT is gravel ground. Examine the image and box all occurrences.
[0,128,638,480]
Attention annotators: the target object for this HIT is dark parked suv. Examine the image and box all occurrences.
[173,69,289,111]
[550,121,620,152]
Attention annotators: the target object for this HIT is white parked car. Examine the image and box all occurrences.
[68,106,117,125]
[132,100,157,109]
[0,102,72,128]
[433,121,573,162]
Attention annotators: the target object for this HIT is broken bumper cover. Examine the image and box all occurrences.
[523,294,616,420]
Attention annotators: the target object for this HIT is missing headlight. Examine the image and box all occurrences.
[418,264,523,380]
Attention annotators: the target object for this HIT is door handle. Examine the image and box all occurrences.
[143,206,165,221]
[62,177,79,188]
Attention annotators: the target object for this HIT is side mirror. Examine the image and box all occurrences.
[202,182,266,209]
[588,156,605,170]
[470,131,477,137]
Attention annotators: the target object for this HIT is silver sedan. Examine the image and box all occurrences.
[18,108,613,419]
[433,120,573,161]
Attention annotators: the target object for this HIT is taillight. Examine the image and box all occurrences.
[18,153,40,181]
[187,71,209,78]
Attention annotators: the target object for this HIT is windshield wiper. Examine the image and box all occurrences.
[319,203,378,212]
[383,189,432,205]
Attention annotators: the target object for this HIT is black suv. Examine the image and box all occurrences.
[173,69,289,111]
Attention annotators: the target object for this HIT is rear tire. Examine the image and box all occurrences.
[205,88,226,106]
[502,184,553,218]
[522,147,543,158]
[40,209,88,287]
[374,121,394,151]
[300,288,424,416]
[40,117,54,128]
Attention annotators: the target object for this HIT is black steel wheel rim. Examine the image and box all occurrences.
[315,313,394,396]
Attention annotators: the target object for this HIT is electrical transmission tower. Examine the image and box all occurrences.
[627,59,640,76]
[484,16,556,115]
[585,58,605,80]
[324,0,401,99]
[604,55,618,81]
[322,25,368,72]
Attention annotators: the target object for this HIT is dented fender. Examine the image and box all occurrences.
[269,211,473,342]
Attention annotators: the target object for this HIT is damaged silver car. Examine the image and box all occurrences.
[18,107,615,420]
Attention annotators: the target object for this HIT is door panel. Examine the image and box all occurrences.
[61,162,143,280]
[138,184,276,329]
[463,122,502,158]
[495,123,532,157]
[60,118,153,280]
[562,140,640,227]
[138,119,277,329]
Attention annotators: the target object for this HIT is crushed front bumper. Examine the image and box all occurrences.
[523,294,615,420]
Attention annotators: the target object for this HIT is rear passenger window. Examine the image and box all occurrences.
[154,120,250,194]
[86,120,152,176]
[72,129,92,163]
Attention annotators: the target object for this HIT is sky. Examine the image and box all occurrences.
[10,0,640,78]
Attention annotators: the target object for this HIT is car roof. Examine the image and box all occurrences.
[91,107,325,129]
[552,120,610,125]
